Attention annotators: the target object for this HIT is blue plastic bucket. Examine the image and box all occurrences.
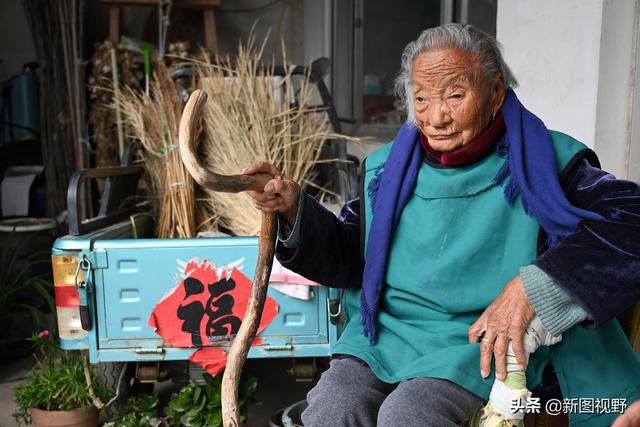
[1,72,40,144]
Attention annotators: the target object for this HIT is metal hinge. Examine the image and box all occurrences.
[134,347,165,355]
[263,343,293,352]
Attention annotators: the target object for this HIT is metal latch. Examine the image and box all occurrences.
[75,256,92,331]
[329,288,343,325]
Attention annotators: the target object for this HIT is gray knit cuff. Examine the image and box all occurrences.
[277,190,305,249]
[520,264,588,336]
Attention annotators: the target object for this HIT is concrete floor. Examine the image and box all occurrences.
[0,356,32,427]
[0,356,318,426]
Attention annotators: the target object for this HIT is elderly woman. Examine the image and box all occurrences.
[245,24,640,426]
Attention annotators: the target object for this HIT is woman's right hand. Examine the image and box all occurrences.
[243,162,301,225]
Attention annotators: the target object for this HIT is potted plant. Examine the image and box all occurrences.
[13,331,111,427]
[0,230,55,361]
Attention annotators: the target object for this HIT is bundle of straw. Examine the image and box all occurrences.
[118,60,196,238]
[194,36,340,235]
[117,34,343,238]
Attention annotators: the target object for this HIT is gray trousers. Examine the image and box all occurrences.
[301,357,484,427]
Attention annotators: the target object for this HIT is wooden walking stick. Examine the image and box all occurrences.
[178,89,277,427]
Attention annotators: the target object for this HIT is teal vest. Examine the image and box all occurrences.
[332,131,640,426]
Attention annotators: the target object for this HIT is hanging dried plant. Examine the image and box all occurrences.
[88,40,145,169]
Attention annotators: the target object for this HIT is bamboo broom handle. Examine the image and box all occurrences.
[178,89,277,427]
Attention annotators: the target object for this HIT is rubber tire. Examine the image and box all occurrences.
[96,361,134,422]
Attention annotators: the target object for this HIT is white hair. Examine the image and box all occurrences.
[394,23,517,127]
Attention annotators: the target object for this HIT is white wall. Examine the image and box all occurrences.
[595,0,639,181]
[497,0,603,149]
[497,0,640,179]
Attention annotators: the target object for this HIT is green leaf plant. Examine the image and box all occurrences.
[165,372,258,427]
[13,331,112,425]
[103,393,162,427]
[0,230,55,330]
[103,371,258,427]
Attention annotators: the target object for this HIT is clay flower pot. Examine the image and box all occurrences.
[29,406,99,427]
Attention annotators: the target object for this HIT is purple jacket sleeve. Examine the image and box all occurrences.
[275,191,363,289]
[534,158,640,328]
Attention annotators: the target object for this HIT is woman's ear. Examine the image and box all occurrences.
[490,74,506,116]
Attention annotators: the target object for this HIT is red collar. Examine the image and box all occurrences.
[419,113,506,166]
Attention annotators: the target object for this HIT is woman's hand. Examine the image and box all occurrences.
[243,162,301,225]
[612,400,640,427]
[468,276,536,381]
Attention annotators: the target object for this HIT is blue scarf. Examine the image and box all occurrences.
[360,89,604,345]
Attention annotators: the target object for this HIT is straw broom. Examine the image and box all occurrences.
[117,59,196,238]
[194,36,341,235]
[117,35,345,238]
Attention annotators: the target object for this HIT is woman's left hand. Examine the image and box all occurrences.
[468,275,536,381]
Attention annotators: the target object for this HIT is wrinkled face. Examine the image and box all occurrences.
[412,48,504,152]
